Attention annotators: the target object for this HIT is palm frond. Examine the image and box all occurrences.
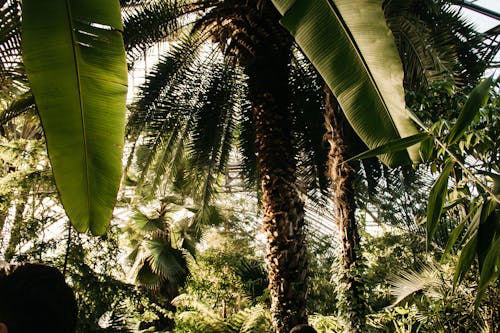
[289,52,329,197]
[388,261,440,307]
[144,238,188,284]
[148,123,189,195]
[0,91,35,124]
[193,204,225,227]
[0,0,25,99]
[385,0,457,89]
[440,4,489,84]
[131,209,165,234]
[127,34,204,135]
[230,304,271,333]
[237,98,258,190]
[171,216,200,258]
[186,60,242,207]
[135,261,164,289]
[0,0,21,72]
[232,257,268,299]
[123,0,190,63]
[188,60,238,173]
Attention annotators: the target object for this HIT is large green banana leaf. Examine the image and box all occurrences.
[22,0,127,235]
[272,0,420,167]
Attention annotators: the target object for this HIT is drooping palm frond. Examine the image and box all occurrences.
[0,0,22,79]
[289,51,329,198]
[127,41,213,198]
[0,0,27,104]
[122,0,194,64]
[127,34,205,136]
[187,61,241,205]
[385,0,491,90]
[440,4,491,83]
[237,98,258,189]
[0,91,35,125]
[385,0,456,89]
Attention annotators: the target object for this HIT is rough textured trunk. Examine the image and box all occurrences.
[245,23,309,333]
[324,86,366,332]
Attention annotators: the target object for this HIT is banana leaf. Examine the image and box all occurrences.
[271,0,420,167]
[22,0,127,235]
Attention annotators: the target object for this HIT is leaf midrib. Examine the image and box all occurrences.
[64,0,91,225]
[325,0,400,138]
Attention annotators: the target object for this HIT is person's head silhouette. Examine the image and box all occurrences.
[289,324,318,333]
[0,263,77,333]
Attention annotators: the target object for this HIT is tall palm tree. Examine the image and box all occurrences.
[122,1,329,331]
[123,1,495,331]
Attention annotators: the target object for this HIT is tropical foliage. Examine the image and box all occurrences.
[21,0,127,235]
[0,0,498,333]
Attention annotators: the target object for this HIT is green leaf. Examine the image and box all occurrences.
[272,0,420,167]
[477,199,498,271]
[344,132,429,164]
[475,171,500,197]
[131,211,164,233]
[446,77,493,145]
[443,219,466,257]
[426,159,454,246]
[476,236,500,307]
[453,234,477,287]
[22,0,127,235]
[136,261,163,289]
[462,202,482,243]
[419,137,435,162]
[145,239,187,282]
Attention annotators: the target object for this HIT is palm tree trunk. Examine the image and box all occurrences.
[245,29,309,333]
[324,85,366,332]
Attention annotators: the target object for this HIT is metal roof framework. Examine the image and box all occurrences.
[452,0,500,68]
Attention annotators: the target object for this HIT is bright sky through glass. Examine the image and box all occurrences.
[455,0,499,77]
[456,0,500,32]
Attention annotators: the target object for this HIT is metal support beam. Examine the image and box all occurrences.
[452,0,500,21]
